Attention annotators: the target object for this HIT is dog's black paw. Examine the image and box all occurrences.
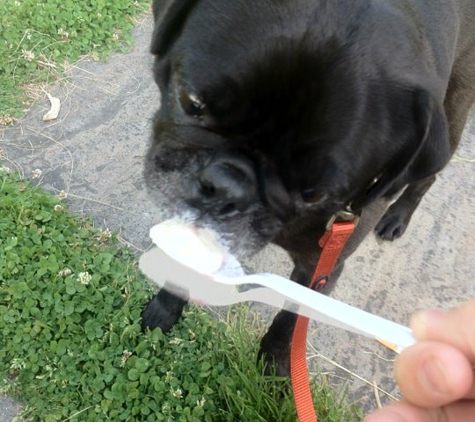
[377,177,435,241]
[141,290,187,333]
[258,336,291,378]
[257,309,299,378]
[375,208,409,241]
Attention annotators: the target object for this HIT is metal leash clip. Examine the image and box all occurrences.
[326,209,360,231]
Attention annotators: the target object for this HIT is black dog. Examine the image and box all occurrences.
[142,0,475,376]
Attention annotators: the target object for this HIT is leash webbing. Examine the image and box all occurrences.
[290,219,357,422]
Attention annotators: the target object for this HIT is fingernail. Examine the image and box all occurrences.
[411,309,446,339]
[419,356,450,396]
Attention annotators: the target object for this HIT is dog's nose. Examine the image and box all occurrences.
[191,158,256,216]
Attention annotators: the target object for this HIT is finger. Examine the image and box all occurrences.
[364,401,437,422]
[411,298,475,363]
[364,399,475,422]
[395,341,474,407]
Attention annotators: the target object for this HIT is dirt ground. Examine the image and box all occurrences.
[1,14,474,421]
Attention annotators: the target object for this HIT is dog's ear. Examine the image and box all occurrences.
[355,88,451,208]
[150,0,199,57]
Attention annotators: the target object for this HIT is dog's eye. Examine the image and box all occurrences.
[179,90,206,119]
[301,189,326,203]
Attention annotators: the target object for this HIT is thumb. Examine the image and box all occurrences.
[411,299,475,363]
[392,299,475,407]
[395,341,472,407]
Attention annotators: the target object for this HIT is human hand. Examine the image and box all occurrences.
[365,298,475,422]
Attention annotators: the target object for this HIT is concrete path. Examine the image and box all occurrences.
[1,14,474,420]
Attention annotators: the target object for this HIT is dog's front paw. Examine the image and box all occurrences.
[375,207,410,241]
[141,290,187,333]
[258,336,291,378]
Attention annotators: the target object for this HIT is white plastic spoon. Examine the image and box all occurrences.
[139,220,415,353]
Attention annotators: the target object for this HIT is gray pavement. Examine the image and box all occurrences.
[1,14,474,420]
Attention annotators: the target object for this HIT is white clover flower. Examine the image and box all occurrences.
[0,115,14,125]
[112,33,119,42]
[57,190,67,200]
[22,49,35,62]
[57,28,69,40]
[58,268,72,277]
[121,350,132,367]
[197,397,206,407]
[54,204,63,212]
[172,388,183,399]
[31,168,42,179]
[98,228,111,243]
[10,358,26,370]
[78,271,92,285]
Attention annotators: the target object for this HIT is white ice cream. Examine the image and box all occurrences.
[149,219,237,275]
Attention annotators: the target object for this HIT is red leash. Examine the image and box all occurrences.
[290,214,358,422]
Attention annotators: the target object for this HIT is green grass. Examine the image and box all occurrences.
[0,0,150,122]
[0,168,363,421]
